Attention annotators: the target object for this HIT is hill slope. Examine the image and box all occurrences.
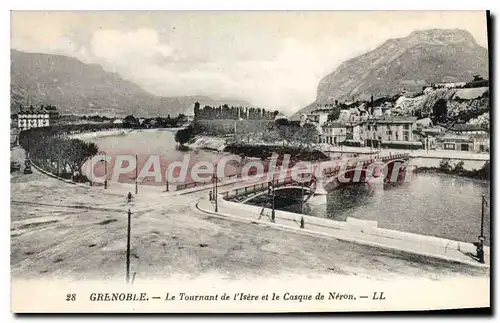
[10,50,252,117]
[291,29,488,119]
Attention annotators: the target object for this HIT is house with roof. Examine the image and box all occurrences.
[437,133,474,152]
[450,123,489,135]
[320,122,347,145]
[448,123,490,153]
[17,104,58,131]
[362,116,422,149]
[344,122,364,146]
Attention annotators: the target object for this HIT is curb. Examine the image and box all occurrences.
[194,200,489,269]
[28,157,89,187]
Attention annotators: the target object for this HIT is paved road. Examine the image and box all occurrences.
[10,146,490,281]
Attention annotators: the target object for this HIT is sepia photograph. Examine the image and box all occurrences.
[9,9,491,313]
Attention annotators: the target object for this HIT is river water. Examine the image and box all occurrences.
[92,130,491,246]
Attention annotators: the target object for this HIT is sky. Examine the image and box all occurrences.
[11,11,488,115]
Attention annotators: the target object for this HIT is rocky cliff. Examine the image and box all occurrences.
[316,29,488,103]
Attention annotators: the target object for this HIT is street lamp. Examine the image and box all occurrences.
[213,161,219,212]
[126,208,132,283]
[135,154,138,195]
[477,194,487,263]
[271,172,276,223]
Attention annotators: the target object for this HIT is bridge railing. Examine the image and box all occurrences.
[175,170,249,191]
[222,175,312,201]
[176,153,410,191]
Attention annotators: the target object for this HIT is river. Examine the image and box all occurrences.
[91,130,491,246]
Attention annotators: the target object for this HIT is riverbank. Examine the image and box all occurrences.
[11,172,490,282]
[11,129,491,283]
[414,162,490,181]
[186,135,226,151]
[197,197,490,268]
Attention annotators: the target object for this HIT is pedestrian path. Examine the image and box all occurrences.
[196,197,490,268]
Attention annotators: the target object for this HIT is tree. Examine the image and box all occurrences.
[300,123,319,147]
[327,109,341,121]
[275,118,289,127]
[473,74,484,82]
[65,139,99,178]
[124,115,138,128]
[432,99,448,123]
[175,126,194,147]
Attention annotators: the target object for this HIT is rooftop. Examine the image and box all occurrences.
[451,123,489,132]
[18,104,58,114]
[439,134,473,142]
[376,116,418,124]
[322,122,344,128]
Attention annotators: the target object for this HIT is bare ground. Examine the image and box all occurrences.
[11,178,489,282]
[10,146,489,281]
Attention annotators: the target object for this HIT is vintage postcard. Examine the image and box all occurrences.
[10,10,490,313]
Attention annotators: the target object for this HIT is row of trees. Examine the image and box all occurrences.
[19,124,110,182]
[438,159,490,180]
[262,119,319,147]
[123,114,188,128]
[194,102,278,120]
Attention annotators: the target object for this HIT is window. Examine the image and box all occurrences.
[444,143,455,150]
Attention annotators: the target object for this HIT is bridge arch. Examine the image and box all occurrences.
[240,185,314,204]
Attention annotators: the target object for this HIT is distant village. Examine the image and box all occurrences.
[11,75,490,154]
[291,75,490,154]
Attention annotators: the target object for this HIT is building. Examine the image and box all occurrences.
[372,106,383,118]
[438,134,474,152]
[344,122,364,146]
[436,123,489,153]
[320,122,347,145]
[450,124,489,135]
[433,81,467,89]
[382,106,391,117]
[448,124,490,153]
[363,116,421,148]
[17,104,58,131]
[300,110,330,127]
[185,114,195,123]
[471,133,490,153]
[416,117,433,129]
[300,110,331,143]
[338,109,351,122]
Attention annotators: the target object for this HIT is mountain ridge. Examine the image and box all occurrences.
[10,49,254,117]
[291,28,488,120]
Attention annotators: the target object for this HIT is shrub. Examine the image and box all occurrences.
[439,158,452,172]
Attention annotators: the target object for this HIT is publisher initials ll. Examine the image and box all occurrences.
[372,292,385,300]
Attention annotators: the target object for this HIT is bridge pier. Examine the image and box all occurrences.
[306,180,328,206]
[345,171,384,229]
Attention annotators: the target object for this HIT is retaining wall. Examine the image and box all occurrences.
[217,197,489,257]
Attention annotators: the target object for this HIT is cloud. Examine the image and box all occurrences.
[11,11,489,115]
[90,28,173,64]
[91,33,329,114]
